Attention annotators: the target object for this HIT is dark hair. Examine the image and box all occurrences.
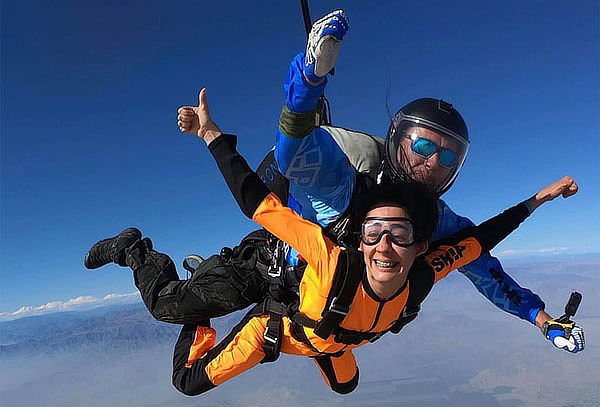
[356,181,438,242]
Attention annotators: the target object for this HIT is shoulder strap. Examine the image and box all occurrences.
[313,248,364,339]
[294,256,434,344]
[390,260,435,334]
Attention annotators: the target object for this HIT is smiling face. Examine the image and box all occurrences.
[359,205,428,299]
[397,126,460,188]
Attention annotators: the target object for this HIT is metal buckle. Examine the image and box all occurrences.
[268,240,289,278]
[401,305,420,318]
[263,327,278,344]
[328,297,350,316]
[267,265,282,278]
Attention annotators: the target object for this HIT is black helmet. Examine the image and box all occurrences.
[384,98,470,195]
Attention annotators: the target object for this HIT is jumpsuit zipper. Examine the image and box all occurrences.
[367,301,386,331]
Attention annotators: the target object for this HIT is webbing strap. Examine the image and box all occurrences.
[307,258,434,343]
[313,249,363,339]
[260,299,286,364]
[333,326,383,345]
[389,263,434,334]
[389,313,419,334]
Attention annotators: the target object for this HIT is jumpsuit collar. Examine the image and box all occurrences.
[362,269,409,302]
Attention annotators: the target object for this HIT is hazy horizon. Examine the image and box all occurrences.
[2,254,598,321]
[2,258,598,407]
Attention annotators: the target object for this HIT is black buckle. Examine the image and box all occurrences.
[334,330,361,345]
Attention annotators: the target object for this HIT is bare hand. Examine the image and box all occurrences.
[528,176,578,210]
[177,88,222,145]
[177,105,199,135]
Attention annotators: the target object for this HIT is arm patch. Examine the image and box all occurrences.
[279,105,318,139]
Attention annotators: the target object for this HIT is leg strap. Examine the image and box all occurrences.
[260,299,286,363]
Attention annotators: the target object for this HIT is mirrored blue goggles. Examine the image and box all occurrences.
[405,134,459,168]
[360,217,415,247]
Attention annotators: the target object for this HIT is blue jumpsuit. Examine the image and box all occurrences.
[273,53,544,324]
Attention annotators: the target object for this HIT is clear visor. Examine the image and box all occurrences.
[361,217,415,247]
[386,114,469,193]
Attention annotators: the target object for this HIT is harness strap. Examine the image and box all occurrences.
[335,326,385,345]
[389,263,435,334]
[292,311,387,345]
[313,249,363,339]
[260,298,346,360]
[289,321,344,357]
[260,299,286,364]
[258,245,434,353]
[292,312,318,329]
[294,259,435,345]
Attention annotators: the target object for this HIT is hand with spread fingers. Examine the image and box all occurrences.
[177,88,223,145]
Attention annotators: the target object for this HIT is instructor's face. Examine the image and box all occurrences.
[397,126,459,188]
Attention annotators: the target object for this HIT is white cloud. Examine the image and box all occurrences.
[537,247,570,254]
[495,249,524,256]
[0,292,141,322]
[495,247,571,257]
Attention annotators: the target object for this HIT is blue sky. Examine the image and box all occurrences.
[1,0,598,315]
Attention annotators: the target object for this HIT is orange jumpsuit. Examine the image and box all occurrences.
[171,135,530,395]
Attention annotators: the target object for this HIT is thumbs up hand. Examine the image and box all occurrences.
[177,88,222,145]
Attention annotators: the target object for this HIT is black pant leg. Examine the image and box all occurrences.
[126,239,267,324]
[172,324,217,396]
